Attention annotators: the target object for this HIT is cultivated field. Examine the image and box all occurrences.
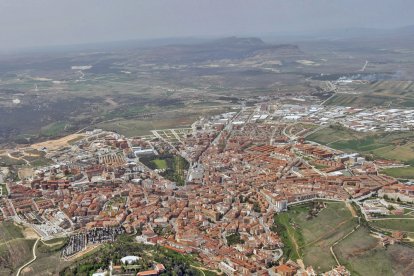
[370,219,414,233]
[325,81,414,108]
[335,227,414,276]
[308,128,414,178]
[94,105,227,138]
[306,125,364,146]
[382,167,414,179]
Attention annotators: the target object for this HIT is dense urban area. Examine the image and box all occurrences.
[3,1,414,275]
[1,90,414,276]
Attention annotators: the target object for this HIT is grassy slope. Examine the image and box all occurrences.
[335,227,414,276]
[306,126,363,145]
[370,219,414,232]
[335,227,393,276]
[0,155,26,166]
[279,202,414,275]
[276,202,357,273]
[274,210,304,260]
[0,222,36,275]
[40,122,69,137]
[22,238,70,276]
[325,81,414,108]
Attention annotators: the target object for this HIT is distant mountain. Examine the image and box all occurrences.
[265,24,414,48]
[209,36,266,47]
[147,36,302,64]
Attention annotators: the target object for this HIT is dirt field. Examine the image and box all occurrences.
[22,226,40,240]
[30,133,85,151]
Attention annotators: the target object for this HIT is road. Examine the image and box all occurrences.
[370,217,414,221]
[0,237,26,247]
[6,152,30,165]
[319,81,338,106]
[16,238,40,276]
[282,124,295,140]
[359,60,369,72]
[303,123,329,139]
[212,108,243,145]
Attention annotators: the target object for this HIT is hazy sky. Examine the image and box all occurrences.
[1,0,413,50]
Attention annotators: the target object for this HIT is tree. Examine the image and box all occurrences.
[253,202,261,213]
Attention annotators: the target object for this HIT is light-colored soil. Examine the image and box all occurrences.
[63,244,102,261]
[31,134,85,151]
[23,226,40,240]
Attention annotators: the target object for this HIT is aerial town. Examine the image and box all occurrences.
[1,100,413,276]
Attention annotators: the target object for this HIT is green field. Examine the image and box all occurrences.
[151,159,168,169]
[0,184,7,196]
[22,238,71,276]
[0,222,36,275]
[308,127,414,178]
[273,210,304,260]
[37,237,67,253]
[373,142,414,163]
[95,105,231,137]
[30,158,53,168]
[140,154,189,186]
[335,227,401,276]
[381,166,414,179]
[96,116,197,137]
[306,125,365,145]
[40,121,70,137]
[274,202,357,273]
[275,202,414,274]
[325,81,414,108]
[0,155,26,166]
[370,219,414,232]
[332,137,414,164]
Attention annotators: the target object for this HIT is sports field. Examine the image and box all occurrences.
[151,159,168,169]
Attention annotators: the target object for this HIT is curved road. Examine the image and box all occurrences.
[16,238,40,276]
